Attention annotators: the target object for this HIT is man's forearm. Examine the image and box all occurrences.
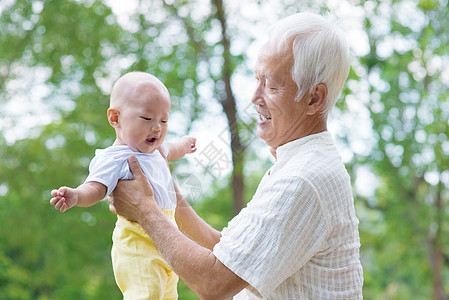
[175,205,222,250]
[139,202,247,299]
[175,192,222,250]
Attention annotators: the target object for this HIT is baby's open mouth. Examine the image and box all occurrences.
[146,137,157,144]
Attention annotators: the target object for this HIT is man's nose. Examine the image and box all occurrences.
[251,82,264,105]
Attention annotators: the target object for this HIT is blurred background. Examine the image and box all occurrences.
[0,0,448,299]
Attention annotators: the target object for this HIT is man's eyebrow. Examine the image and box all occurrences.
[254,72,276,82]
[263,75,281,85]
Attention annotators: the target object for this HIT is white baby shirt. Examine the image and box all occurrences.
[85,142,176,210]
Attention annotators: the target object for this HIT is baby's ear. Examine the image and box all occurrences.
[107,108,120,128]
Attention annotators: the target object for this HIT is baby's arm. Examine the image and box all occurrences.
[166,135,197,161]
[50,181,107,213]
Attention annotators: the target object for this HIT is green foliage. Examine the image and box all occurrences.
[0,251,31,299]
[0,133,121,298]
[351,0,449,298]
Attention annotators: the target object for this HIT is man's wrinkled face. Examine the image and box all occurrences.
[251,43,309,148]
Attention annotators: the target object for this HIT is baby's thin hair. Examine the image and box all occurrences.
[110,72,169,108]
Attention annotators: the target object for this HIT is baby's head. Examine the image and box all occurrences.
[107,71,171,153]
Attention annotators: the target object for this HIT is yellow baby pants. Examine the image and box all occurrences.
[111,210,179,300]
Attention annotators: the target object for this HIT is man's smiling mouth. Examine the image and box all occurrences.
[256,105,272,123]
[259,114,272,122]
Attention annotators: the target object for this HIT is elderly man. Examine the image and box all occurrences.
[109,12,363,299]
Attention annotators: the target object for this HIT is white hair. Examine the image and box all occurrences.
[268,12,350,117]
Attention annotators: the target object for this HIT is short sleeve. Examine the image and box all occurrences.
[213,176,329,298]
[84,152,130,197]
[161,141,169,156]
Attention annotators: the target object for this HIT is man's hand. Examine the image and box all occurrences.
[108,155,156,222]
[50,187,79,212]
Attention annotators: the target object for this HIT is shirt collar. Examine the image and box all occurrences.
[275,131,332,162]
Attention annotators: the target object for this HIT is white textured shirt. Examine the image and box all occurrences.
[85,142,176,210]
[213,132,363,299]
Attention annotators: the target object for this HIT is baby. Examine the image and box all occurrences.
[50,71,196,299]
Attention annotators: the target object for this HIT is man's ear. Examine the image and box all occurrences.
[307,83,328,116]
[107,108,120,128]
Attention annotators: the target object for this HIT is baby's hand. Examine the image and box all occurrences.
[50,187,79,213]
[180,136,197,154]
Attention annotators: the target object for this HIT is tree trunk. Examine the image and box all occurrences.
[213,0,245,215]
[165,0,246,215]
[431,247,447,300]
[428,183,448,300]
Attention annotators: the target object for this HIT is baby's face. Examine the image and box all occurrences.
[116,81,170,153]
